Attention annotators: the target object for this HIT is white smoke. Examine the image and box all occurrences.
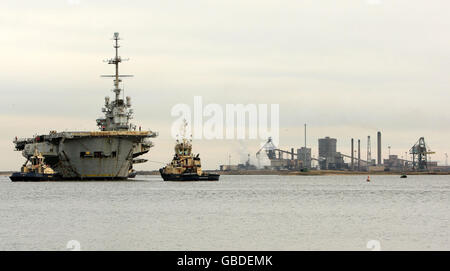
[234,140,270,169]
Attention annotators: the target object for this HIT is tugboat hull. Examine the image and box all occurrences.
[159,170,219,182]
[9,172,60,182]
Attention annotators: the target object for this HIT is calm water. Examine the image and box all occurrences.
[0,174,449,251]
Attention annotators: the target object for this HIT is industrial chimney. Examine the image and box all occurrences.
[358,139,360,171]
[377,131,382,165]
[351,138,354,170]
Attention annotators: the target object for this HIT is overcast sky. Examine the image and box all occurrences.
[1,0,449,170]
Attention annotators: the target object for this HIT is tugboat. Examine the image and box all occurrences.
[159,121,220,182]
[10,149,59,181]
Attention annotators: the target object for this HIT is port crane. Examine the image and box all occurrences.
[409,137,435,170]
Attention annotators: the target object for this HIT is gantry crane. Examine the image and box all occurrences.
[409,137,435,170]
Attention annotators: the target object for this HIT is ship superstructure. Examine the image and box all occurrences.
[13,33,157,180]
[96,32,136,132]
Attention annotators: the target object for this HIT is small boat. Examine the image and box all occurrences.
[400,174,407,178]
[10,150,59,182]
[159,120,220,182]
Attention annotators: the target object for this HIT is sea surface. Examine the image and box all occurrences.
[0,174,449,251]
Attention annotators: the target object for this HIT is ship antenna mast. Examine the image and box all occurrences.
[181,119,187,139]
[101,32,133,102]
[113,32,120,99]
[179,119,191,142]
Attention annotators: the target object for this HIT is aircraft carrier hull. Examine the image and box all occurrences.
[15,131,155,180]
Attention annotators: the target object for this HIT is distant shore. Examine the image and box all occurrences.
[0,171,13,176]
[136,170,450,176]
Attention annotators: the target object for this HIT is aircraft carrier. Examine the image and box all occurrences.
[13,32,157,180]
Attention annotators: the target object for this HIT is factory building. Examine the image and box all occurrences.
[319,137,335,169]
[270,159,302,170]
[319,137,336,158]
[383,155,404,171]
[297,147,311,169]
[318,137,345,170]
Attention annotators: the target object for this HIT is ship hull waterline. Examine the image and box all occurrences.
[15,131,154,180]
[9,172,132,182]
[10,172,59,182]
[159,169,220,182]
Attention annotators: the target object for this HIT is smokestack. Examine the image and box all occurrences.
[377,131,382,165]
[304,123,307,148]
[358,139,360,171]
[351,138,354,170]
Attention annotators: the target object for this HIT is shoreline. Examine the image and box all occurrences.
[135,170,450,176]
[0,171,13,176]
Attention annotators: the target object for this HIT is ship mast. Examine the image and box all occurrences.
[97,32,135,131]
[102,32,133,101]
[113,32,120,100]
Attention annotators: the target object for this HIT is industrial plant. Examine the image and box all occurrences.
[220,125,448,173]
